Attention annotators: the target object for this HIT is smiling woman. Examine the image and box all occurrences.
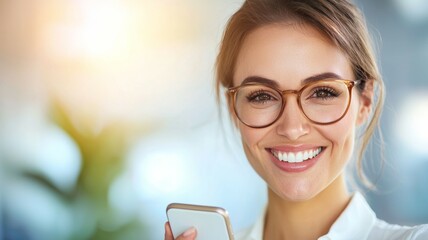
[230,23,366,203]
[163,0,428,240]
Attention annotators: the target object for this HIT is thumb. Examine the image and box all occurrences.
[176,227,197,240]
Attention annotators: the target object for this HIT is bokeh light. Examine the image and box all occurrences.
[395,92,428,156]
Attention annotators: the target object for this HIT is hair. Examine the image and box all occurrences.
[215,0,385,188]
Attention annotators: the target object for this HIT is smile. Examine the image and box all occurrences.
[270,147,324,163]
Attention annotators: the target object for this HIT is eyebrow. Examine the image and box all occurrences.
[240,72,343,87]
[241,76,280,88]
[302,72,343,84]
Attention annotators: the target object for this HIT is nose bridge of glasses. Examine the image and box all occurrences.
[281,89,299,95]
[280,89,301,104]
[279,89,303,116]
[281,89,299,96]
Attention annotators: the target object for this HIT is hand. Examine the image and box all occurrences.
[164,222,197,240]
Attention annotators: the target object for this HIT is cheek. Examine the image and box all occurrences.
[318,97,360,160]
[239,124,266,147]
[239,124,271,171]
[239,125,269,177]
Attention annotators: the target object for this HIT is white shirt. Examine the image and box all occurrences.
[236,192,428,240]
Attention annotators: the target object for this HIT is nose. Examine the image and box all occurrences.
[275,96,310,140]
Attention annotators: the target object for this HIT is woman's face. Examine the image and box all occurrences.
[233,24,371,201]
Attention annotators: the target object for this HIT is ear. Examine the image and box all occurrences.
[356,80,374,126]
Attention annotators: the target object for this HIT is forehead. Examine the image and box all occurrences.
[233,24,353,88]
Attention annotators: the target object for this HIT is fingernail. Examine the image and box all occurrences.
[183,227,196,237]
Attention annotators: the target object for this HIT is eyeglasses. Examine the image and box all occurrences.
[227,79,362,128]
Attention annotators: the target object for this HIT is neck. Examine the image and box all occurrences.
[264,175,351,240]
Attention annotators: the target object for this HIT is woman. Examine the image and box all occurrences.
[165,0,428,239]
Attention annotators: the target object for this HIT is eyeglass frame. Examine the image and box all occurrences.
[227,78,363,128]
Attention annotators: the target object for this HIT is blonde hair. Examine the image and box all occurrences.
[215,0,384,188]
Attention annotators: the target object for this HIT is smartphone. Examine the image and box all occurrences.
[166,203,235,240]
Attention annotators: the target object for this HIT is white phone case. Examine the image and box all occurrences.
[166,203,235,240]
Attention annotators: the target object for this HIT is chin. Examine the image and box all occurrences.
[270,178,323,202]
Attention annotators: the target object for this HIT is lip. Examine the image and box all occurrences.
[266,146,325,173]
[269,144,322,152]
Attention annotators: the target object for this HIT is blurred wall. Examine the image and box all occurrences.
[357,0,428,225]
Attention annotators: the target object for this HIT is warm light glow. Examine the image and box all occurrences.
[36,0,216,132]
[42,0,138,61]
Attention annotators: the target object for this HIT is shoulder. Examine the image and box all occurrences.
[234,220,264,240]
[369,219,428,240]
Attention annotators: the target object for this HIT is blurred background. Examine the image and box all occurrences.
[0,0,427,239]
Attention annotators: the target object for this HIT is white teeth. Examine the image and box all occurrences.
[271,147,323,163]
[288,153,295,163]
[295,152,303,163]
[282,152,288,162]
[303,151,308,160]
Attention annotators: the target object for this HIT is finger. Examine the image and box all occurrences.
[176,227,197,240]
[164,222,174,240]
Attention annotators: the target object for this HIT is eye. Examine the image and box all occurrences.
[246,90,279,104]
[310,87,341,99]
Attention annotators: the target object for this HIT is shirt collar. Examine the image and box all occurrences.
[246,205,266,240]
[245,192,377,240]
[320,192,377,240]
